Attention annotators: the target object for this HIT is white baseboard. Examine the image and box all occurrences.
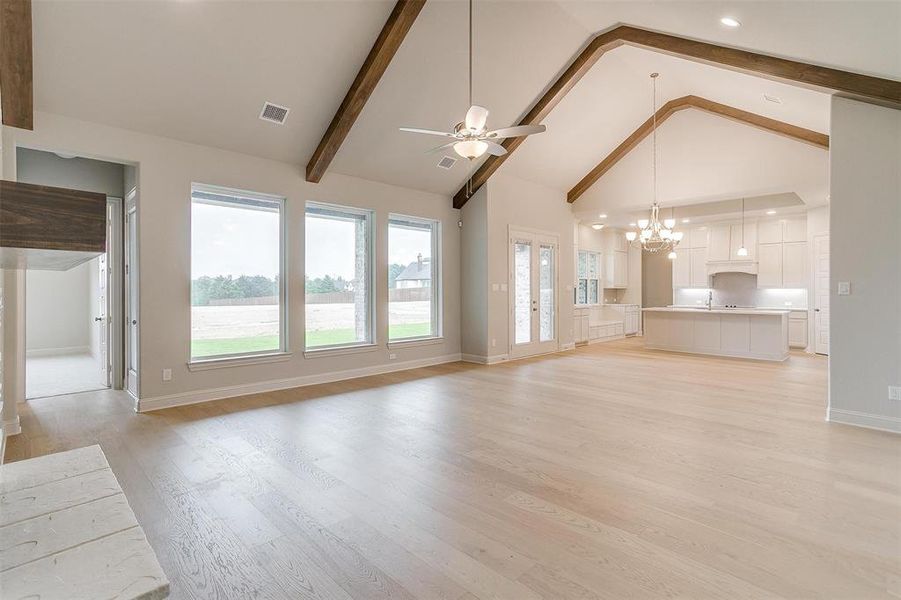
[560,342,576,351]
[136,353,462,413]
[461,353,509,365]
[26,346,90,358]
[827,408,901,434]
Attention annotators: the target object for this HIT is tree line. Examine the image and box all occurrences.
[191,265,409,306]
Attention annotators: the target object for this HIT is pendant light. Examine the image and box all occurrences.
[625,73,684,259]
[736,197,749,257]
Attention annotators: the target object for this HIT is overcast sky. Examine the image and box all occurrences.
[191,203,431,280]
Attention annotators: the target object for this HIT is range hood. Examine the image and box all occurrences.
[707,260,758,276]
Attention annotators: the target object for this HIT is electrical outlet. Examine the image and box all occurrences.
[388,353,397,360]
[162,368,172,382]
[888,386,901,401]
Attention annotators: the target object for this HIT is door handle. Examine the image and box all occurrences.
[814,308,820,312]
[132,319,137,325]
[94,317,104,322]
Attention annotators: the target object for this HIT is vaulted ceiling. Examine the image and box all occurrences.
[27,1,901,215]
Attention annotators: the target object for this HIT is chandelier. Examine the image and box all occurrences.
[625,73,683,259]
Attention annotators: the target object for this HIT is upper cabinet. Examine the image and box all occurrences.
[756,218,808,289]
[600,229,628,289]
[689,226,708,249]
[707,224,732,262]
[757,217,806,245]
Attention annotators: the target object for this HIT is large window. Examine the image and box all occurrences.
[577,250,601,305]
[388,215,440,341]
[190,185,284,360]
[305,202,374,349]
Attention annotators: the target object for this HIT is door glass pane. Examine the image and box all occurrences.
[539,245,555,342]
[589,279,599,304]
[514,242,531,344]
[577,279,587,305]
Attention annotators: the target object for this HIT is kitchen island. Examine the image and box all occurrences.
[642,307,790,361]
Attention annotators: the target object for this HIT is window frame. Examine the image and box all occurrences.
[189,182,287,364]
[304,201,376,352]
[387,213,442,343]
[576,250,601,306]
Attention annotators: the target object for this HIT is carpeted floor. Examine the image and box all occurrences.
[26,352,108,399]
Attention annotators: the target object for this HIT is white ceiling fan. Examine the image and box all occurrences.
[399,0,546,161]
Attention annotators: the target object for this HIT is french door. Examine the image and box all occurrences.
[509,228,558,359]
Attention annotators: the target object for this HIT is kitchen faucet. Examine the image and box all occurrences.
[706,290,713,310]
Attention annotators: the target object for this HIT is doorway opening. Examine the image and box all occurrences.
[18,148,133,400]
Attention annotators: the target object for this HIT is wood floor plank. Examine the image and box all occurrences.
[4,338,899,599]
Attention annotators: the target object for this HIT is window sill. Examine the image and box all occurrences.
[387,336,445,349]
[303,343,379,359]
[188,351,293,371]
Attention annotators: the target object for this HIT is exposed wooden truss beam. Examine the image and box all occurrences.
[306,0,426,183]
[0,0,33,130]
[568,95,829,203]
[453,24,901,209]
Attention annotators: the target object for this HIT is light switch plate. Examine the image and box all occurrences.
[162,368,172,382]
[889,386,901,401]
[500,283,508,292]
[838,281,851,296]
[491,283,499,292]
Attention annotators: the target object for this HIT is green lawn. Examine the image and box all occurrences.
[191,322,432,358]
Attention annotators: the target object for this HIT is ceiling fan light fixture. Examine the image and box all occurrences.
[454,140,489,160]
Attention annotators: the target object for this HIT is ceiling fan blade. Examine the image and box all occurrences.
[485,124,547,139]
[426,141,458,154]
[484,141,507,157]
[464,105,489,131]
[399,127,455,138]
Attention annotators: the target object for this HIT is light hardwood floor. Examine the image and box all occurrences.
[5,338,901,599]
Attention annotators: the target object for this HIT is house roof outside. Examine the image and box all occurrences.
[397,256,431,282]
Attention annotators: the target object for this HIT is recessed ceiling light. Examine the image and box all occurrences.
[766,210,777,215]
[681,218,691,224]
[591,223,604,230]
[764,94,783,104]
[598,213,607,219]
[720,16,741,28]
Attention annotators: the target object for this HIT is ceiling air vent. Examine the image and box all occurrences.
[259,102,290,125]
[437,156,457,170]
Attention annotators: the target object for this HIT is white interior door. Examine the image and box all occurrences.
[125,200,139,396]
[97,252,110,386]
[510,228,558,359]
[814,233,830,355]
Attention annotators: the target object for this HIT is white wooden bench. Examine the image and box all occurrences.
[0,445,169,599]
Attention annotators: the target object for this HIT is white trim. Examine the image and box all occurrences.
[187,352,293,371]
[136,352,462,412]
[303,343,379,359]
[25,346,91,357]
[460,353,509,365]
[388,336,444,349]
[827,408,901,434]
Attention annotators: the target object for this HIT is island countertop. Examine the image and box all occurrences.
[643,307,790,316]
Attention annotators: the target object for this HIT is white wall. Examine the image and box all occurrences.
[3,112,462,405]
[828,97,901,432]
[460,186,489,359]
[25,263,92,354]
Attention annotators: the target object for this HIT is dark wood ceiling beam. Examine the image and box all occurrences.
[453,24,901,209]
[0,0,33,130]
[567,95,830,203]
[306,0,426,183]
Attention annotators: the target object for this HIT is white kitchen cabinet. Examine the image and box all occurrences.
[757,243,783,287]
[606,250,628,288]
[672,252,690,287]
[782,241,807,287]
[574,308,590,344]
[789,310,808,348]
[707,225,732,261]
[757,219,783,244]
[689,247,708,287]
[613,232,628,252]
[689,226,708,249]
[730,222,757,260]
[784,217,807,243]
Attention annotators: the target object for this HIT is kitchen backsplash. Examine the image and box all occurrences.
[673,272,808,308]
